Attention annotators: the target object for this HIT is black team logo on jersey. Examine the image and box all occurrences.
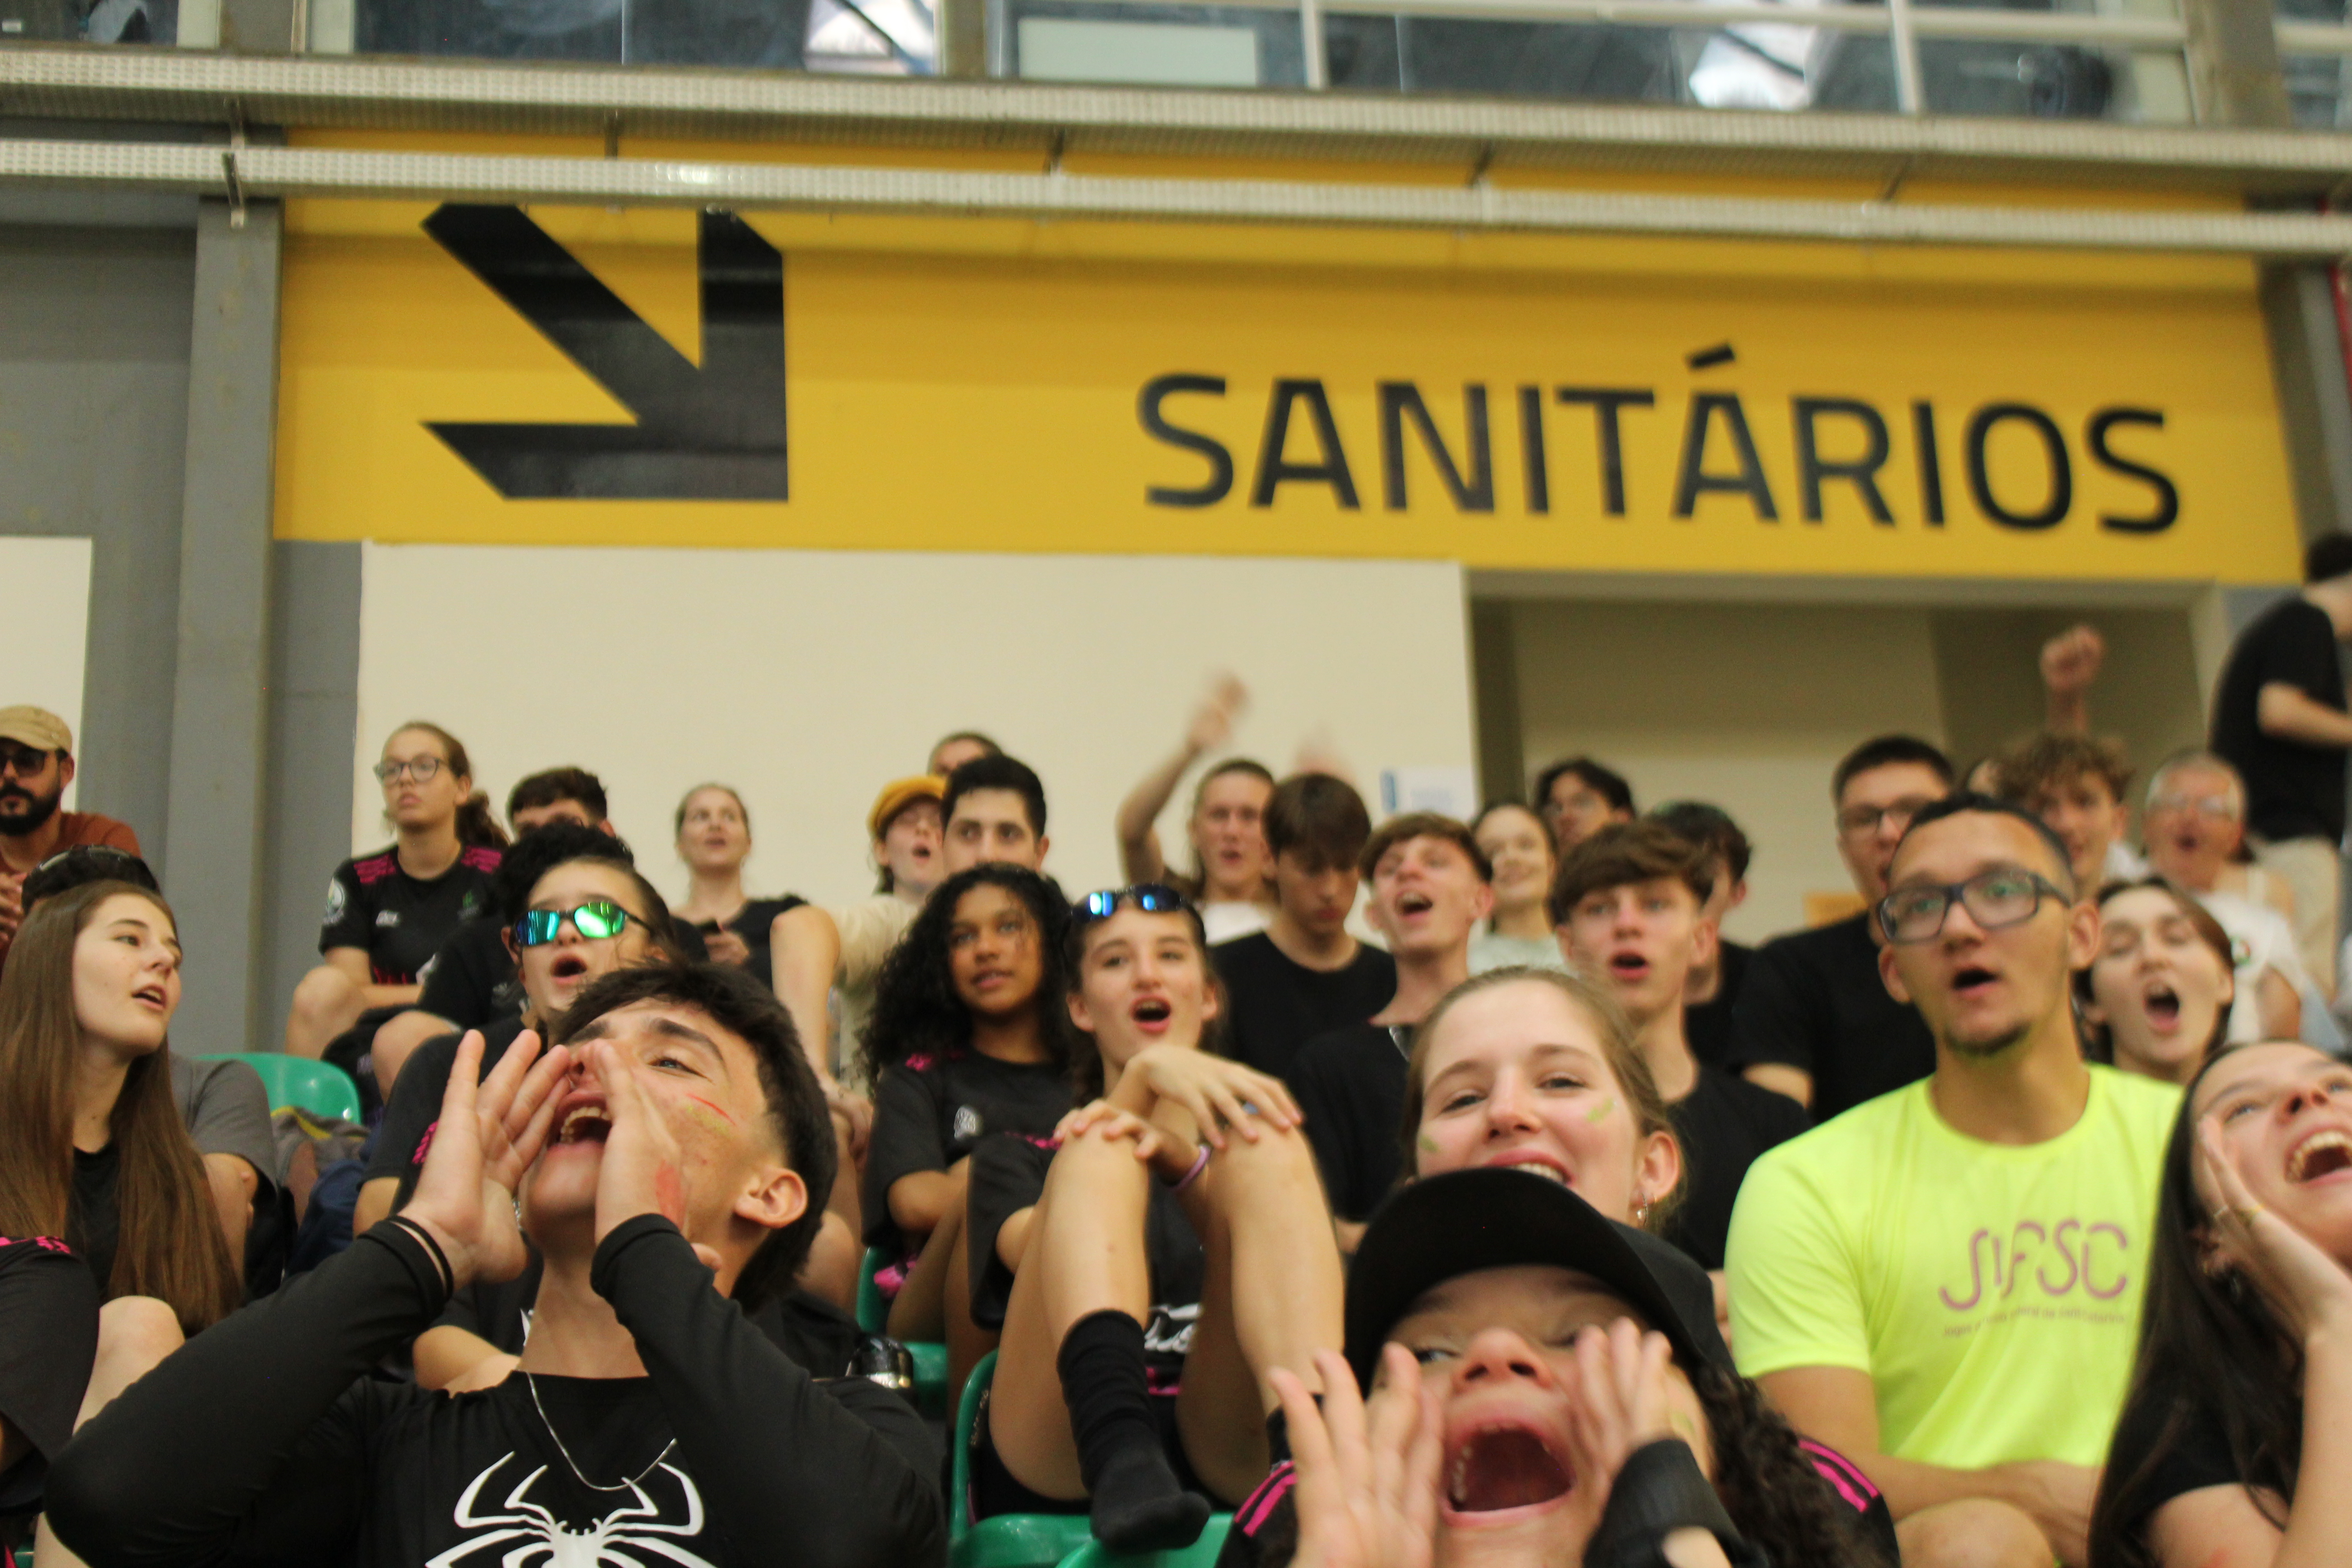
[422,204,789,502]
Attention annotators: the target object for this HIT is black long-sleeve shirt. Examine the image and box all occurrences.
[47,1216,945,1568]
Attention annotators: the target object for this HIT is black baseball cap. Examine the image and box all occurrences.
[1343,1168,1732,1390]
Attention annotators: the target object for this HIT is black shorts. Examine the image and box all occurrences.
[969,1383,1212,1519]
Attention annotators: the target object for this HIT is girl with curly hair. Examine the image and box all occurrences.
[858,864,1075,1358]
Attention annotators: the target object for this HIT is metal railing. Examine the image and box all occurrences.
[16,0,2352,128]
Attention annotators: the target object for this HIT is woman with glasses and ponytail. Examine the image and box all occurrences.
[284,722,508,1063]
[965,883,1340,1552]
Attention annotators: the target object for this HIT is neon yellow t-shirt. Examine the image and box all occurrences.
[1725,1065,2180,1469]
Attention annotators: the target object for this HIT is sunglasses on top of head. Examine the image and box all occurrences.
[514,901,641,947]
[1073,885,1192,925]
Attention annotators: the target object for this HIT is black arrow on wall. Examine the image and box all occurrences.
[423,204,789,501]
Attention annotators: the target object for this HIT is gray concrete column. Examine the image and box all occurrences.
[163,195,282,1054]
[2263,265,2352,545]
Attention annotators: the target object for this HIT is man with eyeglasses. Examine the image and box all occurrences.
[2211,531,2352,1002]
[1728,735,1950,1118]
[0,706,137,966]
[1726,794,2180,1568]
[2141,751,2307,1044]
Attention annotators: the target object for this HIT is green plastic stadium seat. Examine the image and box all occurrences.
[192,1052,363,1124]
[860,1246,952,1418]
[950,1352,1096,1568]
[1056,1516,1233,1568]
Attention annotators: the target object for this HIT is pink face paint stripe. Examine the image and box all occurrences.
[685,1094,736,1125]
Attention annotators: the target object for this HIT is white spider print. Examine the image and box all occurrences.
[424,1453,718,1568]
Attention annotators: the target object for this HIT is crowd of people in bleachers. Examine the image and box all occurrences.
[9,541,2352,1568]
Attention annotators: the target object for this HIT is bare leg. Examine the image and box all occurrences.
[1173,1125,1343,1503]
[887,1200,965,1343]
[799,1211,862,1313]
[989,1119,1157,1500]
[1896,1499,2058,1568]
[828,1109,862,1237]
[371,1009,456,1098]
[35,1297,184,1568]
[284,966,366,1060]
[943,1217,997,1395]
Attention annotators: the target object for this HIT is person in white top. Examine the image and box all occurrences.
[1114,675,1276,945]
[1466,801,1568,973]
[2141,751,2304,1043]
[830,775,948,1086]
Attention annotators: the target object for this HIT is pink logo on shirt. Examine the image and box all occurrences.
[1939,1219,2132,1311]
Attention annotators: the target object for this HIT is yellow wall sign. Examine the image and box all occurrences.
[275,198,2303,583]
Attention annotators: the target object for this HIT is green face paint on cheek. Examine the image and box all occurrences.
[1585,1096,1616,1124]
[1416,1133,1439,1152]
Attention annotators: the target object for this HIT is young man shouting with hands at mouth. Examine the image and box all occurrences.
[44,964,943,1568]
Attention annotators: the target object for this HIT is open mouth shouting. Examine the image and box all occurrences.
[552,1093,614,1147]
[1395,891,1435,920]
[1130,995,1175,1034]
[2288,1128,2352,1185]
[1950,964,2000,1003]
[1444,1421,1573,1520]
[1605,949,1651,985]
[549,953,592,985]
[2141,981,2182,1033]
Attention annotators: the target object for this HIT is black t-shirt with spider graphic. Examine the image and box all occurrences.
[44,1218,944,1568]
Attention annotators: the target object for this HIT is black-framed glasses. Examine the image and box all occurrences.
[1837,795,1942,842]
[1073,885,1191,924]
[514,901,639,947]
[374,757,446,784]
[1877,868,2067,945]
[0,745,58,778]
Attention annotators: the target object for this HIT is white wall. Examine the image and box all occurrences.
[1512,601,1949,945]
[354,545,1477,911]
[0,537,92,809]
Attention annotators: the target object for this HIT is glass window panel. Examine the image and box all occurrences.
[2284,53,2352,127]
[1005,0,1305,86]
[1321,12,1896,109]
[347,0,836,65]
[1916,0,2178,16]
[0,0,177,41]
[1915,37,2189,120]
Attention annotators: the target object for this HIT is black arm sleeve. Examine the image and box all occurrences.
[44,1224,450,1568]
[861,1065,948,1250]
[593,1216,946,1568]
[316,863,371,957]
[1725,941,1818,1074]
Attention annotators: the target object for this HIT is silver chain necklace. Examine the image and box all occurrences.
[523,1371,678,1493]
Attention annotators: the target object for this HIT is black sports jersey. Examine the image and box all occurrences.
[414,918,710,1031]
[1287,1023,1410,1225]
[860,1051,1071,1259]
[682,896,808,990]
[439,1251,868,1384]
[318,845,504,986]
[965,1133,1204,1386]
[46,1218,944,1568]
[1659,1066,1809,1271]
[363,1019,532,1209]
